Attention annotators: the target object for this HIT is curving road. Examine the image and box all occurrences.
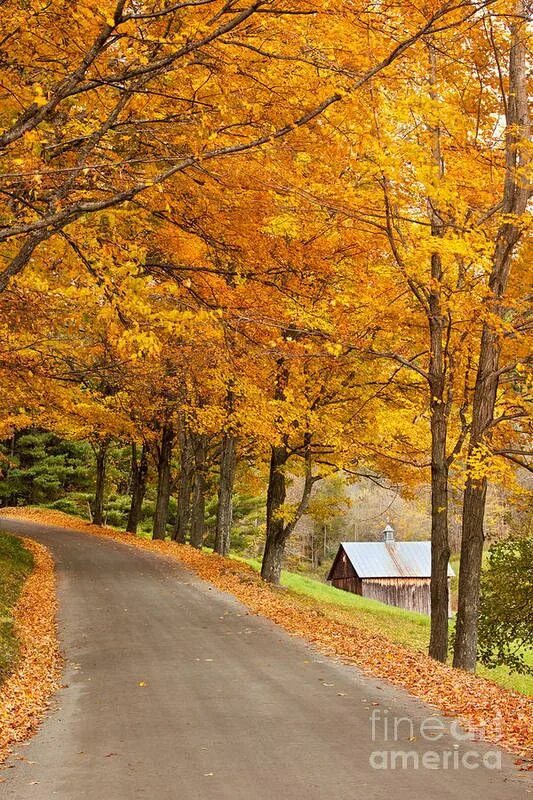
[0,517,528,799]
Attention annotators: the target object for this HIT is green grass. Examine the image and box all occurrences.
[232,554,533,696]
[0,532,34,684]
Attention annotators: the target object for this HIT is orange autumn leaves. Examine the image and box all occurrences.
[1,507,531,762]
[0,537,61,765]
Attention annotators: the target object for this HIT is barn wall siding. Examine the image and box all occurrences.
[361,578,431,615]
[331,575,362,594]
[329,548,362,594]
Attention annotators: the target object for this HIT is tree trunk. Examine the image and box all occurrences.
[152,424,174,540]
[260,356,321,584]
[454,5,530,671]
[126,442,148,534]
[453,477,488,671]
[426,46,451,663]
[454,326,499,669]
[214,433,237,556]
[92,439,109,526]
[428,388,450,662]
[260,444,289,584]
[173,425,194,543]
[261,532,287,585]
[454,326,503,669]
[261,436,318,585]
[189,434,207,549]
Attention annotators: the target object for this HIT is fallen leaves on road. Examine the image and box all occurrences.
[1,507,531,762]
[0,536,61,765]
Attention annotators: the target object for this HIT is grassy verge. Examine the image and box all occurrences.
[233,555,533,696]
[0,532,34,684]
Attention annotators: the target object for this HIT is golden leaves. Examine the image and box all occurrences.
[264,213,300,240]
[0,538,61,764]
[31,85,47,107]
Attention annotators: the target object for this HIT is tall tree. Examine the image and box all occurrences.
[126,442,149,534]
[152,423,174,540]
[214,385,238,556]
[91,438,109,526]
[426,43,452,662]
[173,423,194,544]
[189,433,208,549]
[454,0,531,670]
[261,433,321,584]
[214,432,237,556]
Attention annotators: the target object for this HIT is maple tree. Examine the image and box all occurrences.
[453,0,531,670]
[0,0,530,678]
[126,442,149,534]
[249,0,532,663]
[2,0,478,295]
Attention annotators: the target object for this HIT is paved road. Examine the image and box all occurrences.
[0,518,528,799]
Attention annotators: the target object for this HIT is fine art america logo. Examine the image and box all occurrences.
[369,708,502,770]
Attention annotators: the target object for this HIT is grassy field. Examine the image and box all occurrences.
[0,532,33,684]
[234,555,533,696]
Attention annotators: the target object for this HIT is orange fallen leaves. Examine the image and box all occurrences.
[1,507,531,762]
[0,535,61,765]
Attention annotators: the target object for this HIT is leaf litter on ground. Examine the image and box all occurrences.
[1,506,531,765]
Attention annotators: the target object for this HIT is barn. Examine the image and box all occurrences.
[326,525,454,616]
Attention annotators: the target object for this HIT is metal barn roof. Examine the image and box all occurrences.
[332,541,455,579]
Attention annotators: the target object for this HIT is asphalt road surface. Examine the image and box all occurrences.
[0,517,528,799]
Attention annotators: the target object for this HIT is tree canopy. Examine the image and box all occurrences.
[0,0,530,672]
